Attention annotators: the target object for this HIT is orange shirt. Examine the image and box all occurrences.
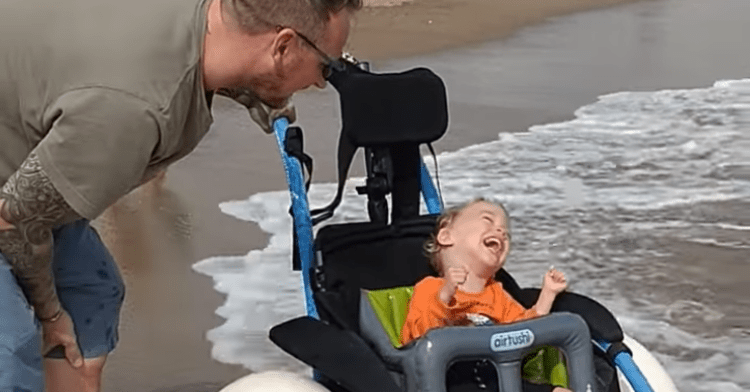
[401,276,538,345]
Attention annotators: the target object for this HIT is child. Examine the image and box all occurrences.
[400,198,570,392]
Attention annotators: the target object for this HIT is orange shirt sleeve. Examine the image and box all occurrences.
[401,277,453,345]
[490,282,538,323]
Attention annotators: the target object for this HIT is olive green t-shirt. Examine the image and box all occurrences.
[0,0,213,219]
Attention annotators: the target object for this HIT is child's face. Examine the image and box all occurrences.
[438,201,510,278]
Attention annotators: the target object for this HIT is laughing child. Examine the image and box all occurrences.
[401,198,570,392]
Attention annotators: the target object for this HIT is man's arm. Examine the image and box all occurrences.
[0,151,81,320]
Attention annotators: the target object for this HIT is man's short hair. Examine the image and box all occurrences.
[221,0,362,41]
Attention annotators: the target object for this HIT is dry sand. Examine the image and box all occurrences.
[97,0,646,390]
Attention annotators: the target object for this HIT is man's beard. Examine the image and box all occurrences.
[215,86,288,109]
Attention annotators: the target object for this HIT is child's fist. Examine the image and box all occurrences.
[445,265,468,288]
[542,266,568,294]
[439,265,468,305]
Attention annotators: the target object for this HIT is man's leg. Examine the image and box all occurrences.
[45,220,126,392]
[44,356,106,392]
[0,255,44,392]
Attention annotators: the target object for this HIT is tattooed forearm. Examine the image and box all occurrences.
[0,152,81,319]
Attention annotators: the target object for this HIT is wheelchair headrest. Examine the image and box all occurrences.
[328,63,448,146]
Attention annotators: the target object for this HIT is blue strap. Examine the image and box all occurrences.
[420,159,443,214]
[272,117,318,318]
[595,339,654,392]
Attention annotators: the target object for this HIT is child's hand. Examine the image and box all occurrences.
[439,265,468,305]
[542,266,568,295]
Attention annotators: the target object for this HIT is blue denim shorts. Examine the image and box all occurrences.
[0,220,125,391]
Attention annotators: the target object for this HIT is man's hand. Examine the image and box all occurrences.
[439,265,468,305]
[42,309,83,368]
[216,88,297,134]
[248,99,296,134]
[0,201,14,230]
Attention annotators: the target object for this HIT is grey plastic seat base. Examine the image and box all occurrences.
[359,292,598,392]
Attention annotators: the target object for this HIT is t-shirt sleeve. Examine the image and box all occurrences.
[36,88,160,220]
[400,277,451,345]
[496,283,538,323]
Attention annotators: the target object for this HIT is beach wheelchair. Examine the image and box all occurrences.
[263,57,660,392]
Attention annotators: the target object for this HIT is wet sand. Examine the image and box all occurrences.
[98,0,654,390]
[349,0,648,61]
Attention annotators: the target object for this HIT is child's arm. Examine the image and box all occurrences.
[532,267,568,316]
[401,273,466,345]
[438,265,468,305]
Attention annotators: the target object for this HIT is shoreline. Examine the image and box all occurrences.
[349,0,648,61]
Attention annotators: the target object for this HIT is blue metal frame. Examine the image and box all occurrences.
[595,339,655,392]
[272,117,318,318]
[420,159,443,214]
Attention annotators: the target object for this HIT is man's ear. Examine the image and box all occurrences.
[436,226,454,247]
[272,28,299,73]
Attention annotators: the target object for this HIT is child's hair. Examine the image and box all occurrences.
[424,197,511,274]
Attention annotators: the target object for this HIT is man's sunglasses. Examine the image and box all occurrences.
[277,25,345,79]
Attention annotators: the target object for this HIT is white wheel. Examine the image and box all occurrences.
[220,370,331,392]
[617,334,679,392]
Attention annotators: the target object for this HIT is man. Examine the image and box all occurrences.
[0,0,361,390]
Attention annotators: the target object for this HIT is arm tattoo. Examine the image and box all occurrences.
[0,152,81,318]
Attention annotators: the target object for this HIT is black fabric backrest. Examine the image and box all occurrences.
[516,289,624,343]
[313,216,437,332]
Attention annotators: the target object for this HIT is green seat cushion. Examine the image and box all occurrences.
[522,346,569,388]
[365,286,414,348]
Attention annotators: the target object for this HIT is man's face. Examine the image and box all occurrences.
[443,201,510,276]
[250,9,351,108]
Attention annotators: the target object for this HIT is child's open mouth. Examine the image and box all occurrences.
[483,237,502,253]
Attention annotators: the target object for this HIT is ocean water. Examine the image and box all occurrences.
[193,78,750,392]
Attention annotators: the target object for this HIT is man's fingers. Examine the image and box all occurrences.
[270,102,296,124]
[248,106,272,134]
[63,338,83,368]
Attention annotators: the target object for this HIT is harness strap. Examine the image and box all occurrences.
[310,130,358,225]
